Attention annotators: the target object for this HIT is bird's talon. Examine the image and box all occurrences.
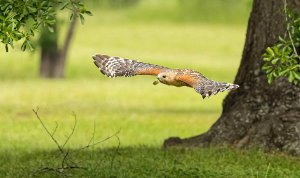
[153,80,159,85]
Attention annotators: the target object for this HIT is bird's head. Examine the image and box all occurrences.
[156,71,176,85]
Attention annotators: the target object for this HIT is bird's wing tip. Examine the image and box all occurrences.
[228,83,239,89]
[233,84,239,89]
[92,54,110,62]
[92,54,98,59]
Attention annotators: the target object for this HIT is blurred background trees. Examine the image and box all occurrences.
[39,16,77,78]
[0,0,252,78]
[1,0,252,78]
[0,0,91,78]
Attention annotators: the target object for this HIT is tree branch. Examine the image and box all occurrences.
[60,16,77,61]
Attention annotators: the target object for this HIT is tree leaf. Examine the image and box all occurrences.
[279,36,286,43]
[267,74,273,84]
[293,71,300,80]
[288,71,294,82]
[27,41,34,51]
[79,14,85,24]
[271,58,279,64]
[262,65,272,70]
[60,2,69,10]
[279,68,290,76]
[85,11,93,16]
[48,26,54,32]
[263,57,272,61]
[21,41,27,51]
[27,6,37,13]
[266,47,275,56]
[70,13,74,21]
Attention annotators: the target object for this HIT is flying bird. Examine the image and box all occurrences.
[92,54,239,98]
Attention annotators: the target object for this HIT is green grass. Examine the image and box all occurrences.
[87,0,252,25]
[0,79,221,151]
[1,147,300,177]
[1,2,300,177]
[0,22,244,150]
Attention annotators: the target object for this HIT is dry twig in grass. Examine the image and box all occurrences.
[32,107,120,177]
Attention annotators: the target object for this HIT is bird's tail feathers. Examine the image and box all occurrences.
[195,80,239,99]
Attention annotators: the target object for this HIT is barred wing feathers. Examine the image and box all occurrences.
[93,54,167,78]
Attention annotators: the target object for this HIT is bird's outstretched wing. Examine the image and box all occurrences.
[93,54,168,77]
[175,69,239,98]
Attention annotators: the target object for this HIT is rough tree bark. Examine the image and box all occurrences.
[39,18,77,78]
[164,0,300,155]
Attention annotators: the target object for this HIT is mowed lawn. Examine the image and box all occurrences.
[0,21,243,146]
[1,9,300,177]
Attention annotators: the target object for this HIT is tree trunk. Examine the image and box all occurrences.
[39,23,60,78]
[39,18,77,78]
[164,0,300,155]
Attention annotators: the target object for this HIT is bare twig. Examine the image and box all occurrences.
[33,165,87,178]
[71,130,121,154]
[32,108,121,177]
[110,135,121,170]
[33,108,64,154]
[32,109,82,176]
[61,151,70,169]
[284,0,300,60]
[62,111,77,149]
[51,122,59,137]
[88,120,96,146]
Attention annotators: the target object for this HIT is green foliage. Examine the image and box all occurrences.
[39,24,58,52]
[0,0,92,52]
[262,8,300,84]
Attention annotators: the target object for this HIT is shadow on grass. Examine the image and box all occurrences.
[1,146,300,178]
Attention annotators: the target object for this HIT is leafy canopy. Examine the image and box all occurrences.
[0,0,92,52]
[262,6,300,84]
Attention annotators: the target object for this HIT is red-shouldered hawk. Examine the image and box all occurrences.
[92,54,239,98]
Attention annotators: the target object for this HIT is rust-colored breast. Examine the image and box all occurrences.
[175,69,204,87]
[175,75,197,87]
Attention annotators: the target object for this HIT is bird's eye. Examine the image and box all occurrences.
[162,75,166,78]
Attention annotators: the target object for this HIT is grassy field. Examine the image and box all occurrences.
[1,1,300,177]
[2,147,300,177]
